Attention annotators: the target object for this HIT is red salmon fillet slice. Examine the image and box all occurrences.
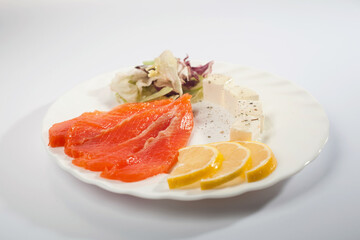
[72,103,183,171]
[66,100,172,147]
[65,97,184,158]
[48,99,172,148]
[48,111,102,147]
[49,94,193,182]
[100,97,193,182]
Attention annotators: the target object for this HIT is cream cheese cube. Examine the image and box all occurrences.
[224,82,259,101]
[234,100,264,132]
[203,74,231,106]
[230,114,261,141]
[223,84,263,132]
[232,100,262,117]
[224,82,259,112]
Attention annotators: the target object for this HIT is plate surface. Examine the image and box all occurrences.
[42,62,329,200]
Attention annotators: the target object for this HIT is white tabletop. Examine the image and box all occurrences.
[1,1,359,239]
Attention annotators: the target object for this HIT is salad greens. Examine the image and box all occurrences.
[110,50,213,104]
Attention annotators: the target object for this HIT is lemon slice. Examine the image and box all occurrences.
[200,142,251,190]
[167,145,223,189]
[237,141,277,182]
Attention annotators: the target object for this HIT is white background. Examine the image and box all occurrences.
[0,0,359,239]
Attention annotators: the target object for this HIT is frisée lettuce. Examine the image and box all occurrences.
[110,50,213,103]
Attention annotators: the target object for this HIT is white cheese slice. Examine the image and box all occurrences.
[202,74,265,139]
[223,83,263,133]
[203,74,231,106]
[233,100,264,132]
[224,82,259,111]
[230,114,262,141]
[224,82,259,100]
[231,100,262,117]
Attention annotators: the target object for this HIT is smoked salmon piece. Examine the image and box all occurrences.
[72,97,190,171]
[48,100,172,148]
[65,99,172,149]
[66,96,188,159]
[49,94,194,182]
[101,103,193,182]
[49,118,80,147]
[48,111,101,147]
[72,110,175,171]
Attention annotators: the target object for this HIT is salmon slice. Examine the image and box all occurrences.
[65,97,184,158]
[100,97,193,182]
[48,111,102,147]
[48,99,172,148]
[49,94,194,183]
[72,102,184,171]
[66,99,172,147]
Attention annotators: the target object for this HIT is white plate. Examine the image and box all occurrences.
[42,62,329,201]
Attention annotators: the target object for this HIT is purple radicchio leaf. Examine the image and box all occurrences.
[182,56,214,80]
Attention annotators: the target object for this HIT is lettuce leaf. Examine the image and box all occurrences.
[111,50,213,104]
[140,86,173,102]
[153,50,183,95]
[110,69,147,103]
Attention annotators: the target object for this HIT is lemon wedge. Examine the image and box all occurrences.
[200,142,251,190]
[167,145,223,189]
[237,141,277,182]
